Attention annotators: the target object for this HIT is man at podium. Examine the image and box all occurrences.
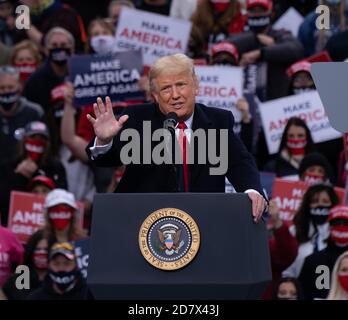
[85,53,267,222]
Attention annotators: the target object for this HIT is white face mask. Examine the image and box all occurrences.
[90,35,115,55]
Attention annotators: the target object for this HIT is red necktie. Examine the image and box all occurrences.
[177,121,189,192]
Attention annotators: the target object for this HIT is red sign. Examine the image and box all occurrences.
[272,179,345,225]
[8,191,84,244]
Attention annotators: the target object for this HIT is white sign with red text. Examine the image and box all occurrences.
[259,91,342,154]
[195,66,243,123]
[114,7,191,66]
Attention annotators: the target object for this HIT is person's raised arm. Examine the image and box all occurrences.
[87,96,129,146]
[60,82,89,162]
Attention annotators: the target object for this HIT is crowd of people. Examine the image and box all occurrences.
[1,0,348,300]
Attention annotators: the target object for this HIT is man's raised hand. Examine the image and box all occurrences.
[87,96,129,145]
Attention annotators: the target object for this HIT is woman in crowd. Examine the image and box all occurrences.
[10,40,42,84]
[298,152,334,185]
[283,184,340,278]
[10,121,67,192]
[299,205,348,299]
[87,18,115,55]
[28,175,56,196]
[2,230,48,300]
[263,117,315,178]
[272,277,303,300]
[42,188,87,245]
[327,251,348,300]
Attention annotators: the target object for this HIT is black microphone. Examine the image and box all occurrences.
[163,112,179,191]
[163,112,178,133]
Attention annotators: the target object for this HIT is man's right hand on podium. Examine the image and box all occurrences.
[87,96,129,146]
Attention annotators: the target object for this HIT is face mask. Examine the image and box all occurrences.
[286,138,307,156]
[330,225,348,246]
[0,91,20,111]
[49,48,71,66]
[338,274,348,292]
[310,206,331,225]
[303,172,325,185]
[48,205,74,230]
[15,63,38,82]
[90,35,115,55]
[48,269,77,293]
[32,248,48,270]
[293,87,315,95]
[24,137,46,162]
[248,15,271,33]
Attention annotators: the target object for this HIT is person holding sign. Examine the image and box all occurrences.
[210,41,253,151]
[86,53,267,222]
[229,0,304,101]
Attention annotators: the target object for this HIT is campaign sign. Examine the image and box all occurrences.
[272,179,345,225]
[195,65,243,123]
[8,191,85,244]
[259,91,342,154]
[74,238,89,279]
[114,7,191,66]
[69,51,144,107]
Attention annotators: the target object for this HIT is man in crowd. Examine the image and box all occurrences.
[0,66,44,167]
[27,242,90,300]
[229,0,304,101]
[86,53,267,222]
[23,27,74,114]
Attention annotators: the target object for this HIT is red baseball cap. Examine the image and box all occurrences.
[328,205,348,222]
[246,0,273,10]
[211,42,239,62]
[287,61,312,78]
[30,175,56,190]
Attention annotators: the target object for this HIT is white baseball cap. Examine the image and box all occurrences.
[45,189,77,210]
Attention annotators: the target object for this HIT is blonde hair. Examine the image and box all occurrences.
[327,251,348,300]
[11,40,42,65]
[44,27,75,49]
[149,53,197,92]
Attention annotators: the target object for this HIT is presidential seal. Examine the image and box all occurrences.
[139,208,200,271]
